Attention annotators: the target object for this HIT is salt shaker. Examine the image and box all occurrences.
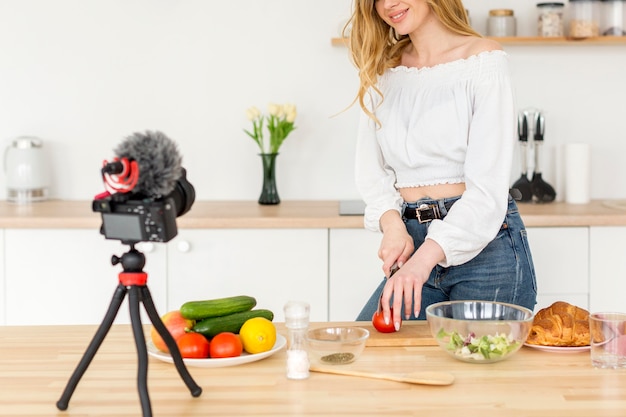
[283,301,310,380]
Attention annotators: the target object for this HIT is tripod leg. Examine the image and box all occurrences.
[57,283,127,411]
[128,285,153,417]
[140,286,202,397]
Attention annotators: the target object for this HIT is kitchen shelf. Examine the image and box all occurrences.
[331,36,626,46]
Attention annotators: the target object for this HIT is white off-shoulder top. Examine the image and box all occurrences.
[355,50,516,267]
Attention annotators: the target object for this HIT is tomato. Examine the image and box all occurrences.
[372,308,399,333]
[176,332,210,359]
[209,332,243,358]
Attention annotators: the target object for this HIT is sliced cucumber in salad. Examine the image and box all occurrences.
[437,329,520,361]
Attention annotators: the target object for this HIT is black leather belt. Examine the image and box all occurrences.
[403,201,456,223]
[403,189,519,223]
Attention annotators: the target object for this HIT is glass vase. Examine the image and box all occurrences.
[258,153,280,205]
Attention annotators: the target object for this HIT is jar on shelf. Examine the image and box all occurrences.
[568,0,601,38]
[601,0,626,35]
[487,9,517,37]
[537,3,565,36]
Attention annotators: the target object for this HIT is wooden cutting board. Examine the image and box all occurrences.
[309,321,437,347]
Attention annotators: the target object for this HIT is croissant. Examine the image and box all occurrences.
[526,301,590,347]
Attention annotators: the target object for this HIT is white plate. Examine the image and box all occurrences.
[524,343,590,353]
[147,334,286,368]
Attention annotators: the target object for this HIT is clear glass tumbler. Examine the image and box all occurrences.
[590,312,626,369]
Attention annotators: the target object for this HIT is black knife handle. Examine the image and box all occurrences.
[518,113,528,142]
[534,113,544,142]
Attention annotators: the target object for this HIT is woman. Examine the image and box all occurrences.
[349,0,537,329]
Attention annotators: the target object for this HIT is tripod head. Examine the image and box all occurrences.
[112,245,146,273]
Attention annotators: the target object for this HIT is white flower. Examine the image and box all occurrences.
[244,102,298,154]
[283,104,297,123]
[267,103,281,117]
[245,106,261,121]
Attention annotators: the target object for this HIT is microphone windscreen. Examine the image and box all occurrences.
[114,131,182,197]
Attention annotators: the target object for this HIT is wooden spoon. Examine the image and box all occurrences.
[309,365,454,386]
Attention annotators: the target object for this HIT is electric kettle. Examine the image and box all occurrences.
[4,136,50,203]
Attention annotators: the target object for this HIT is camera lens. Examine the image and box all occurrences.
[169,168,195,216]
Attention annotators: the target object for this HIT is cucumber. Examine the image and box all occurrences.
[180,295,256,320]
[193,309,274,338]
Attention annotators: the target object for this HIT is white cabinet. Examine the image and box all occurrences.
[329,229,382,321]
[2,228,329,325]
[166,229,329,322]
[589,226,626,312]
[526,227,589,311]
[0,224,606,325]
[3,229,168,325]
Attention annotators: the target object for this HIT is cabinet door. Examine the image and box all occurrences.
[166,229,328,321]
[329,229,383,321]
[589,226,626,312]
[4,229,167,325]
[526,227,589,311]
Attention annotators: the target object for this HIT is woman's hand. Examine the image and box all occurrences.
[380,239,446,330]
[378,210,414,277]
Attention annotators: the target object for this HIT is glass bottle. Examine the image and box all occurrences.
[283,301,310,380]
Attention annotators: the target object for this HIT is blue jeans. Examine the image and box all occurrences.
[356,196,537,321]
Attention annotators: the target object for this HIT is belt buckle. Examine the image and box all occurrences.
[416,203,440,224]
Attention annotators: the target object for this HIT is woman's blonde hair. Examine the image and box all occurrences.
[346,0,480,123]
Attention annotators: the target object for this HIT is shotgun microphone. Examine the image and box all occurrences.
[112,130,183,198]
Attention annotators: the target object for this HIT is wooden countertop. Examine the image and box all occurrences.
[1,323,624,416]
[1,199,626,229]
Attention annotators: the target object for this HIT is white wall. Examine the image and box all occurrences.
[1,0,625,203]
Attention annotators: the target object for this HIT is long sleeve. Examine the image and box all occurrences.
[355,109,403,233]
[426,56,516,267]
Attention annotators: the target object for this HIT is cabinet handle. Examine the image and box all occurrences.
[177,240,191,253]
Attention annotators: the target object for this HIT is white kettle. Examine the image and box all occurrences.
[4,136,50,203]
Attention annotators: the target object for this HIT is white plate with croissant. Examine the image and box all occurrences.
[524,301,591,352]
[523,343,590,353]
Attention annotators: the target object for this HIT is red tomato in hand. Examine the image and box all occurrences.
[176,332,210,359]
[209,332,243,358]
[372,308,399,333]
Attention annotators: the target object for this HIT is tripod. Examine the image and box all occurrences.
[56,245,202,416]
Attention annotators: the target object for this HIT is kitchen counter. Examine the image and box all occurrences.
[1,323,624,416]
[2,199,626,229]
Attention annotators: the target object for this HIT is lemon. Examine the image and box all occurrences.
[239,317,277,354]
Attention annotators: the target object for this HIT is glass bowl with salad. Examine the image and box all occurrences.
[426,300,534,363]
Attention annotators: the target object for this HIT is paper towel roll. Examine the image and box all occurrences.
[564,143,591,204]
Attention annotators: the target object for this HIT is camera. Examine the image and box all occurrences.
[93,168,195,244]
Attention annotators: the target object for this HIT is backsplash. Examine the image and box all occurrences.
[0,0,624,202]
